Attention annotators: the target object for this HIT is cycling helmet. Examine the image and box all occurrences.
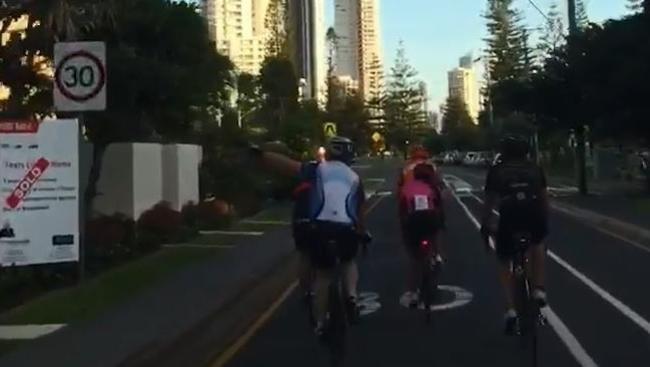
[409,145,429,160]
[500,135,530,160]
[326,136,354,164]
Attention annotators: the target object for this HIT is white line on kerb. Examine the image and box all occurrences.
[449,188,598,367]
[468,193,650,336]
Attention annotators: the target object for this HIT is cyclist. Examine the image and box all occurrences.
[398,145,446,308]
[251,137,369,337]
[292,157,318,310]
[481,135,550,335]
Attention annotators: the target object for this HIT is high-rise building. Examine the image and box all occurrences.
[288,0,326,104]
[447,57,480,124]
[334,0,383,101]
[202,0,269,75]
[459,53,473,69]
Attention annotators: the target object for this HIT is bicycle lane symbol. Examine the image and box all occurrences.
[399,285,474,311]
[358,292,382,316]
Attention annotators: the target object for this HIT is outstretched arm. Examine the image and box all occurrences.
[256,151,302,177]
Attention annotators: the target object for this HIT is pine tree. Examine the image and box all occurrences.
[384,42,427,147]
[483,0,529,82]
[627,0,643,14]
[537,2,565,62]
[576,0,589,29]
[442,95,478,150]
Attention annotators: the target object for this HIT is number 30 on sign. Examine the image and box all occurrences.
[54,42,106,112]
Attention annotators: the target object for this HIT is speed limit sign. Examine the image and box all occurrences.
[54,42,106,111]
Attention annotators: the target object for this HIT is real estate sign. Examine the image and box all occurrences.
[0,119,79,266]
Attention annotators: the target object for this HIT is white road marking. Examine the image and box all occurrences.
[399,285,474,311]
[469,194,650,334]
[163,244,235,249]
[199,230,264,236]
[450,189,599,367]
[547,251,650,335]
[0,324,66,340]
[374,191,393,197]
[241,220,290,226]
[358,292,382,316]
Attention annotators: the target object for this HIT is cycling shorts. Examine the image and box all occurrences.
[401,210,442,257]
[309,221,359,269]
[496,210,548,261]
[292,221,314,252]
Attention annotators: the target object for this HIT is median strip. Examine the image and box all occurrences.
[0,324,65,340]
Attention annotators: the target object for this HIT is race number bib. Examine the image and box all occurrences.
[414,195,429,211]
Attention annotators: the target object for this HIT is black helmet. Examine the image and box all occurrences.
[326,136,354,164]
[500,135,530,160]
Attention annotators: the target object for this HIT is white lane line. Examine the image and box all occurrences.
[468,193,650,336]
[450,189,598,367]
[199,230,264,236]
[241,220,290,225]
[547,251,650,335]
[0,324,66,340]
[163,244,235,249]
[542,309,598,367]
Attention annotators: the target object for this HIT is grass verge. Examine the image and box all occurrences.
[0,247,223,326]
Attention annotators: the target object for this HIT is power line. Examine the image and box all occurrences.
[527,0,550,22]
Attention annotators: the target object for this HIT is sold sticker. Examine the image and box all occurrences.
[5,157,50,209]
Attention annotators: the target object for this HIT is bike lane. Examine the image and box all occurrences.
[221,172,578,367]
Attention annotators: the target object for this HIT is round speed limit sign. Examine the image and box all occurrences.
[54,42,107,111]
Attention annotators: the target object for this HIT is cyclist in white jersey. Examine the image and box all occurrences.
[251,137,369,337]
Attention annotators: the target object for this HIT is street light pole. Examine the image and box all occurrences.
[568,0,589,195]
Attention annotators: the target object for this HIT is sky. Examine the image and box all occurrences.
[325,0,629,112]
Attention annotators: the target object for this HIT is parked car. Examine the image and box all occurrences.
[442,152,457,165]
[463,152,479,166]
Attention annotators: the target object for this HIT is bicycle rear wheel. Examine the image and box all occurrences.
[421,259,432,324]
[327,281,348,366]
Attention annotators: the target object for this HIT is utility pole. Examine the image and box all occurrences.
[568,0,589,195]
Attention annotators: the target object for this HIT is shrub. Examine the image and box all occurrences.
[197,199,234,230]
[86,214,136,264]
[136,202,183,249]
[181,201,200,229]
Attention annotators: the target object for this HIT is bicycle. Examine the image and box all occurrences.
[414,235,441,324]
[317,231,371,367]
[511,232,547,367]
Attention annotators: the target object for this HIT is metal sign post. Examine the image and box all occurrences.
[54,42,107,281]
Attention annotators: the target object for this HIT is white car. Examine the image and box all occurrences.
[463,152,479,166]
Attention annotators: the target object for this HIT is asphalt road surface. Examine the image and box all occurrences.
[217,162,650,367]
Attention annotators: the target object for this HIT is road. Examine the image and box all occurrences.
[215,162,650,367]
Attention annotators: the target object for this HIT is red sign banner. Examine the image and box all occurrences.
[0,121,39,134]
[5,158,50,209]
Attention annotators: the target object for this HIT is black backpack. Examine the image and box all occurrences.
[493,161,545,214]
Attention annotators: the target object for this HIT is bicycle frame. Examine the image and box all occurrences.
[415,235,440,324]
[511,234,541,367]
[324,239,349,367]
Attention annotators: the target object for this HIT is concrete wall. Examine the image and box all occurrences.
[94,143,135,218]
[94,143,200,219]
[162,144,202,211]
[132,143,163,219]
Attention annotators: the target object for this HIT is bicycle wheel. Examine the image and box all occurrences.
[327,281,348,366]
[420,257,432,324]
[530,298,540,367]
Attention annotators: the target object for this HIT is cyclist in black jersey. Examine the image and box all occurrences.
[481,135,550,335]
